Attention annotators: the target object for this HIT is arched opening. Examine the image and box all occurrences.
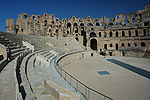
[90,39,97,50]
[109,31,112,37]
[56,29,58,33]
[122,31,125,37]
[128,31,131,36]
[91,28,94,31]
[116,31,118,37]
[32,16,35,20]
[116,22,120,25]
[87,23,93,26]
[109,52,112,56]
[122,51,125,56]
[75,27,78,33]
[67,23,71,29]
[56,19,58,22]
[141,42,145,47]
[75,37,79,41]
[80,23,84,26]
[99,32,101,37]
[90,32,96,37]
[52,15,54,20]
[16,29,19,34]
[135,30,138,36]
[143,29,146,36]
[44,20,47,26]
[134,43,137,47]
[121,43,125,47]
[110,44,113,47]
[23,15,27,19]
[96,23,100,26]
[83,31,87,46]
[115,43,118,50]
[74,23,78,26]
[104,32,107,37]
[128,43,131,47]
[52,21,54,25]
[104,44,107,50]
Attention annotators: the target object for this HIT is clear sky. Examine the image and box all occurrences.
[0,0,149,32]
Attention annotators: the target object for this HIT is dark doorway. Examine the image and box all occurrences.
[115,43,118,50]
[83,31,87,46]
[122,51,125,56]
[104,44,107,50]
[67,23,71,29]
[109,52,112,56]
[90,32,96,37]
[15,29,19,34]
[75,37,79,41]
[90,39,97,50]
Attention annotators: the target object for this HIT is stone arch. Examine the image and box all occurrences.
[141,42,145,47]
[104,44,107,50]
[134,43,137,47]
[99,32,101,37]
[74,23,78,26]
[109,31,112,37]
[43,13,47,17]
[72,16,76,21]
[116,31,119,37]
[23,15,28,19]
[51,14,55,20]
[128,43,131,47]
[96,23,100,26]
[80,23,84,26]
[135,30,138,36]
[90,32,96,37]
[32,16,35,20]
[44,20,47,26]
[110,44,113,47]
[67,23,71,29]
[87,23,93,26]
[115,43,118,50]
[86,16,91,20]
[121,43,125,47]
[122,31,125,37]
[143,29,146,36]
[90,38,97,50]
[75,27,78,33]
[128,31,131,36]
[104,32,107,37]
[75,37,79,41]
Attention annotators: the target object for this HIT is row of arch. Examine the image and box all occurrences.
[90,38,146,51]
[104,42,146,50]
[90,29,147,38]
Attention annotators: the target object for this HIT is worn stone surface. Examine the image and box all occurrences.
[61,54,150,100]
[5,4,150,57]
[0,60,16,100]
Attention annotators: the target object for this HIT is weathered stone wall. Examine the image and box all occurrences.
[5,4,150,57]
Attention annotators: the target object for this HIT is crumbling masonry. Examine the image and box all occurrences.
[6,4,150,57]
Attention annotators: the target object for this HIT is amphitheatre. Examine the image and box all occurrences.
[0,4,150,100]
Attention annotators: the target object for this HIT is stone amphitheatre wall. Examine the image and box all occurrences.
[5,4,150,57]
[58,50,96,67]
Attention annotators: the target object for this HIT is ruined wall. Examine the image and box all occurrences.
[6,4,150,57]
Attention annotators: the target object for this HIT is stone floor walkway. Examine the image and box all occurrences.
[0,60,16,100]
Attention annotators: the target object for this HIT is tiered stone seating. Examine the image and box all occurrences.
[0,32,84,51]
[0,32,85,100]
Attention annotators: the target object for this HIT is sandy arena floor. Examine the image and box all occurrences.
[62,55,150,100]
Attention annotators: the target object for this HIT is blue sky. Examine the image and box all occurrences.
[0,0,149,31]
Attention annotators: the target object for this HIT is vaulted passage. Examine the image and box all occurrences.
[90,39,97,50]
